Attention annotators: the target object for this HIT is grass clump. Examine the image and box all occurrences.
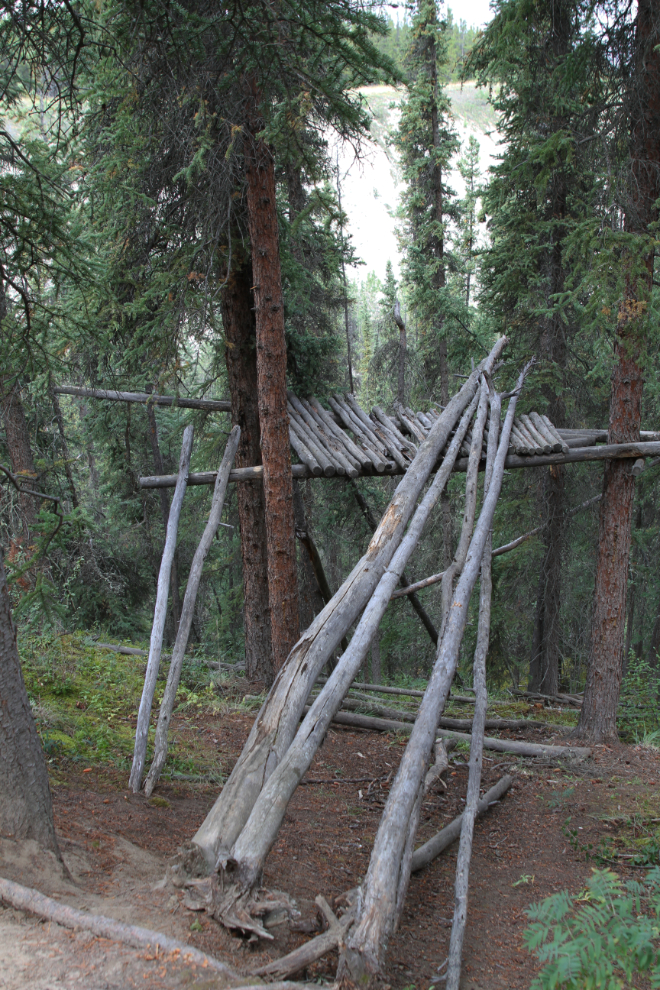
[19,631,229,781]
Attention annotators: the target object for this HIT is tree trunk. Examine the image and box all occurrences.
[49,386,79,510]
[245,84,299,675]
[129,426,193,792]
[292,481,331,624]
[146,400,182,641]
[222,255,273,685]
[576,0,659,742]
[0,381,37,542]
[0,548,60,856]
[529,465,564,695]
[394,301,406,407]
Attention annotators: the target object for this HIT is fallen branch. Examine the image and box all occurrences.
[0,875,237,976]
[144,427,240,797]
[320,694,554,731]
[513,689,582,708]
[411,775,514,872]
[251,896,355,980]
[129,426,194,793]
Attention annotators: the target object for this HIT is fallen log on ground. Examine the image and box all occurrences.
[0,875,237,977]
[316,678,425,698]
[191,341,506,871]
[410,775,514,872]
[312,693,554,731]
[437,728,590,759]
[129,426,194,793]
[513,689,582,708]
[144,427,240,797]
[303,708,578,755]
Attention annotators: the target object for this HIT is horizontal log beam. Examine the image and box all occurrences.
[139,441,660,488]
[54,385,231,412]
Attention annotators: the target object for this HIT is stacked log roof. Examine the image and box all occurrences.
[285,390,570,478]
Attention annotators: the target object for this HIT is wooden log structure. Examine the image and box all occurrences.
[139,439,660,489]
[56,381,660,483]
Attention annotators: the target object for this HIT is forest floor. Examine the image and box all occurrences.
[3,713,660,989]
[3,635,660,989]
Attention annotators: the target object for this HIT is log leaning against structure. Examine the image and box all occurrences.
[188,339,507,876]
[67,345,611,988]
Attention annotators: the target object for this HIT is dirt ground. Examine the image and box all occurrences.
[2,711,660,990]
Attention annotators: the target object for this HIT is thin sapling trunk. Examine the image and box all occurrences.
[144,427,240,796]
[129,425,194,793]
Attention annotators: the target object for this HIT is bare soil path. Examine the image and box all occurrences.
[2,711,659,989]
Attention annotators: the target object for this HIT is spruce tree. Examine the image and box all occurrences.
[469,0,602,694]
[394,0,460,408]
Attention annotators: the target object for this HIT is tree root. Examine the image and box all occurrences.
[183,876,300,941]
[0,874,238,977]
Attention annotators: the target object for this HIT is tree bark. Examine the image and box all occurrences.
[0,548,60,856]
[222,255,273,684]
[1,380,37,542]
[575,0,660,743]
[49,386,78,510]
[394,300,406,407]
[245,83,300,674]
[146,400,182,640]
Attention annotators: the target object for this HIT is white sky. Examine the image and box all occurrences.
[445,0,496,28]
[384,0,496,31]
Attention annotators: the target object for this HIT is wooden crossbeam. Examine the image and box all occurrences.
[53,385,230,412]
[139,440,660,488]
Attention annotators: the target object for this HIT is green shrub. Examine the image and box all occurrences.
[618,653,660,741]
[524,867,660,988]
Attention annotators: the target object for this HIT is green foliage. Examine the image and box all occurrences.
[370,9,480,83]
[618,653,660,742]
[525,868,660,989]
[20,631,232,776]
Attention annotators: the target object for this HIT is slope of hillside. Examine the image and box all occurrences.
[336,82,499,281]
